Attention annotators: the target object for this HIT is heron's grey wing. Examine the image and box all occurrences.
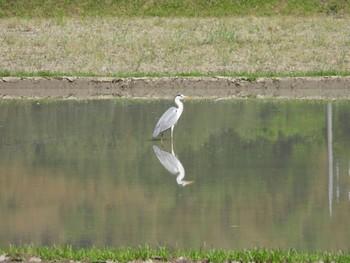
[153,106,178,137]
[153,145,180,175]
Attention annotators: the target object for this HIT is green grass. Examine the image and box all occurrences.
[1,70,349,79]
[1,245,350,262]
[0,0,349,18]
[0,3,349,78]
[1,16,349,77]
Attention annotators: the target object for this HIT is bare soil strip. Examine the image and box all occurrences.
[1,76,350,99]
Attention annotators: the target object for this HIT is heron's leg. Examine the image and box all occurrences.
[171,138,174,155]
[160,132,163,143]
[171,126,174,139]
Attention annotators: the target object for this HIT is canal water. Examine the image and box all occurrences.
[0,99,350,251]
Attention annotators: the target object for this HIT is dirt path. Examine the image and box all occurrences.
[1,76,350,99]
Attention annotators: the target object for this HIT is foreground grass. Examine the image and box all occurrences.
[1,245,350,262]
[1,70,350,79]
[1,0,349,18]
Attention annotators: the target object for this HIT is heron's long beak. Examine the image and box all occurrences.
[184,96,192,100]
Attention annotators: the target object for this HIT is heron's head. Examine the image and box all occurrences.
[175,94,190,100]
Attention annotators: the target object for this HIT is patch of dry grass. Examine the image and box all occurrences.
[0,16,349,75]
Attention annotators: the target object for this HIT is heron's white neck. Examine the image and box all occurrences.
[175,97,184,116]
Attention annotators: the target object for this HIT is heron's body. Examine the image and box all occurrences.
[152,94,187,140]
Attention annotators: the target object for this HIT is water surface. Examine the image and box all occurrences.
[0,99,350,251]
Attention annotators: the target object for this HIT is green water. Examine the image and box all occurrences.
[0,99,350,250]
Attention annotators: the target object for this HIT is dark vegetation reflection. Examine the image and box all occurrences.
[1,99,350,250]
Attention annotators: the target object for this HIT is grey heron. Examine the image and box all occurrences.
[152,94,189,141]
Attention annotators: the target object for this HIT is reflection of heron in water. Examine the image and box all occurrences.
[152,94,189,142]
[153,143,193,186]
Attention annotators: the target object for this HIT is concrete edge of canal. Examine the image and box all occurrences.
[0,76,350,99]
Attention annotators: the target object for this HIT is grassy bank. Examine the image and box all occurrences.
[1,245,350,262]
[1,0,350,18]
[1,16,349,77]
[0,1,350,77]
